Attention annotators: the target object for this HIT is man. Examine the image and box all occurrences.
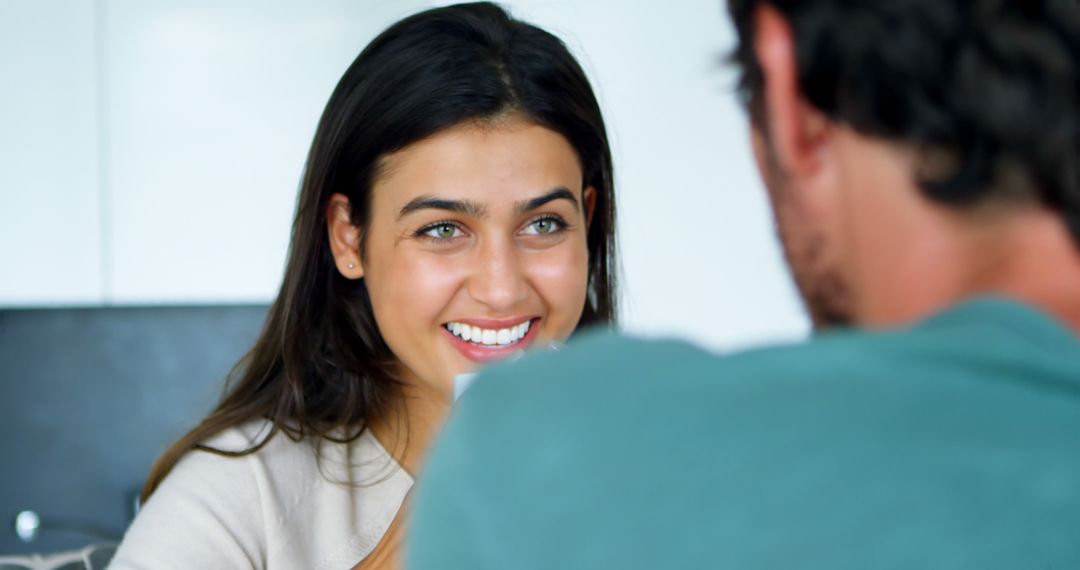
[409,1,1080,568]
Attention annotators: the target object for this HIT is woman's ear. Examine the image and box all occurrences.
[326,193,365,279]
[583,186,597,229]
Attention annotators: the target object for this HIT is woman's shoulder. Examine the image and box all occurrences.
[200,417,279,453]
[214,419,414,568]
[200,418,409,484]
[141,420,276,526]
[113,419,412,569]
[110,425,270,568]
[126,418,359,537]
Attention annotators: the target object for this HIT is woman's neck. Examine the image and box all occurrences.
[368,378,451,477]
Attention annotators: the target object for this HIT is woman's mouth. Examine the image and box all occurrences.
[441,318,539,362]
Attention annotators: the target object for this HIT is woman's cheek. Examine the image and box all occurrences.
[372,252,464,333]
[527,243,590,331]
[396,253,466,304]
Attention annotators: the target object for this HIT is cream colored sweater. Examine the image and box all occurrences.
[109,420,412,570]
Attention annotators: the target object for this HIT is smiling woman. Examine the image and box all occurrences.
[107,3,616,569]
[342,118,594,392]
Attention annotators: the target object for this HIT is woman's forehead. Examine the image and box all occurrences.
[371,117,584,213]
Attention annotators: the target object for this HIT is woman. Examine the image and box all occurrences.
[109,2,616,569]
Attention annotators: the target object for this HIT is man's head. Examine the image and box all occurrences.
[727,0,1080,329]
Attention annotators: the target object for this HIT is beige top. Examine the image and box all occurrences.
[109,420,412,570]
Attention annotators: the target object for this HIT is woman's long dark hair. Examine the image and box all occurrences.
[141,2,617,501]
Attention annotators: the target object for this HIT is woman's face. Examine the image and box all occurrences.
[328,115,594,396]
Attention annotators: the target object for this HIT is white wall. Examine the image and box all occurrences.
[0,0,102,305]
[491,0,810,350]
[0,0,809,351]
[102,0,430,303]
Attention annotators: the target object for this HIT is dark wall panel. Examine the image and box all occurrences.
[0,305,268,555]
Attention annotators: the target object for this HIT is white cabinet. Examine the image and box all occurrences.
[0,0,427,307]
[103,0,429,303]
[0,1,102,306]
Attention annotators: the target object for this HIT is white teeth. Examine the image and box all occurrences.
[445,320,533,347]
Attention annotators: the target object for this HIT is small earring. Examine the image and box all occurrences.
[347,263,355,270]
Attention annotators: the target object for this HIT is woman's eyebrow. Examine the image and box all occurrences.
[515,187,580,214]
[398,196,488,220]
[397,188,579,220]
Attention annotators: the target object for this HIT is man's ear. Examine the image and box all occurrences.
[583,186,597,229]
[753,4,830,178]
[326,193,364,279]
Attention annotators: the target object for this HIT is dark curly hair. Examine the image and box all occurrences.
[727,0,1080,244]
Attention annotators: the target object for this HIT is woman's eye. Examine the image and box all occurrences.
[523,217,565,236]
[421,223,463,240]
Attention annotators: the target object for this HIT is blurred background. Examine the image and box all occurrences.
[0,0,808,558]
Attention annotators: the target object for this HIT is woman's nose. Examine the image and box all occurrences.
[467,239,530,313]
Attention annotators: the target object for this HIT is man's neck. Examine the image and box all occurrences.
[858,206,1080,335]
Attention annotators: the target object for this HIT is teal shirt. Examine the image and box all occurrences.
[410,298,1080,569]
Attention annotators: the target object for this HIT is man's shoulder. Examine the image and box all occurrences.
[418,301,1080,569]
[466,297,1080,412]
[453,302,1080,456]
[464,325,893,409]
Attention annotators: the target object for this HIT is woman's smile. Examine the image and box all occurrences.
[442,317,541,362]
